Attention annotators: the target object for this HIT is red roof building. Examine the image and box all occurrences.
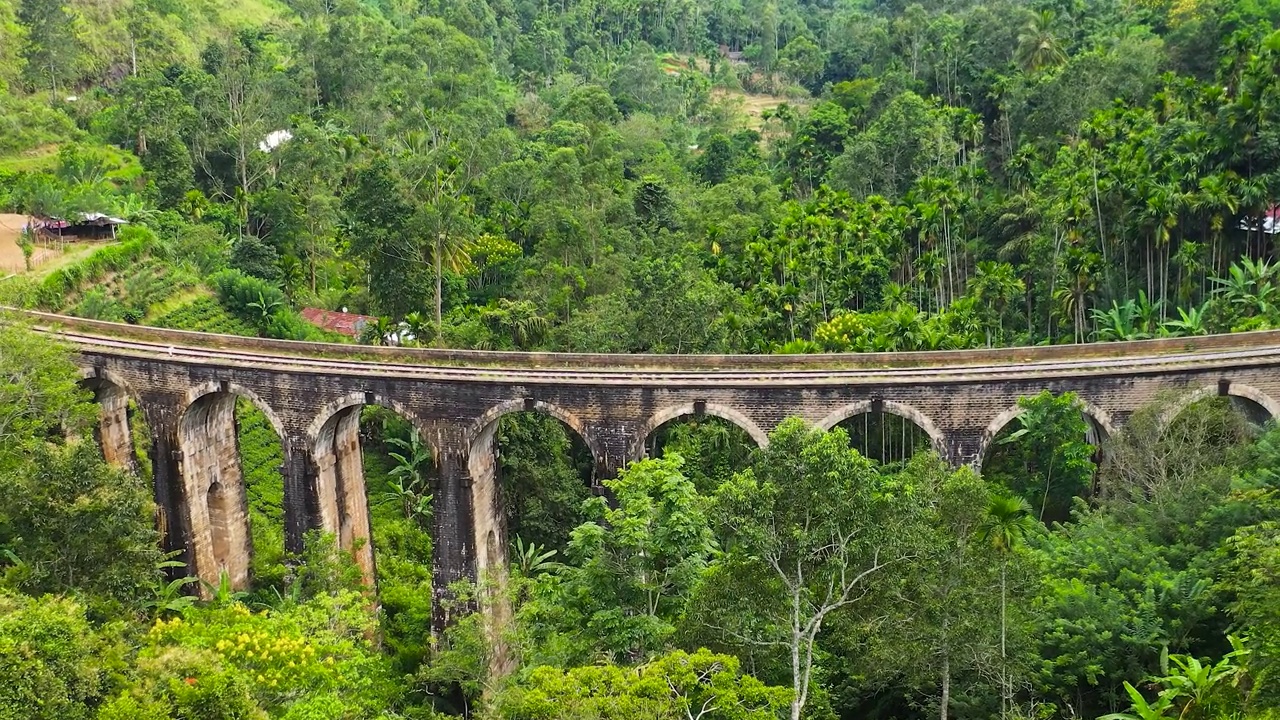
[300,308,375,338]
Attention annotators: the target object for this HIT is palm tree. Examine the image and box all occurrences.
[427,218,472,345]
[1015,10,1066,73]
[403,311,431,346]
[976,493,1036,719]
[971,261,1024,345]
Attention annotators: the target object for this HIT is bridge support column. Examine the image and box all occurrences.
[432,424,477,631]
[93,383,136,471]
[177,393,253,594]
[590,420,639,483]
[308,410,375,585]
[943,428,985,469]
[282,435,314,559]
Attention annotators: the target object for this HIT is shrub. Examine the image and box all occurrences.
[208,269,345,342]
[0,592,120,720]
[113,597,400,717]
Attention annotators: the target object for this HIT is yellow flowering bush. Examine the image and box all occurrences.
[108,592,399,718]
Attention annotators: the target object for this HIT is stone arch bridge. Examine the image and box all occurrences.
[24,311,1280,622]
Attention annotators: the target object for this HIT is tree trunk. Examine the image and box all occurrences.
[1000,559,1009,719]
[434,236,443,346]
[940,650,950,720]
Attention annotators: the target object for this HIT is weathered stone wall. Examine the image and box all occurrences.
[89,380,135,470]
[313,407,377,582]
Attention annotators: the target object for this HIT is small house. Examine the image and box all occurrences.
[32,212,129,241]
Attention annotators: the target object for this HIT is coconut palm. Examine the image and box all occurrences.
[976,493,1036,719]
[1016,10,1067,73]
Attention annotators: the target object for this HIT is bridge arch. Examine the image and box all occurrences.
[467,399,600,460]
[306,393,436,585]
[466,399,601,579]
[182,380,287,440]
[974,397,1117,471]
[637,403,770,452]
[79,368,143,470]
[307,392,434,450]
[816,399,946,455]
[176,380,287,594]
[79,366,141,401]
[1156,382,1280,432]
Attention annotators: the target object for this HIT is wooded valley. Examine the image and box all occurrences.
[2,0,1280,716]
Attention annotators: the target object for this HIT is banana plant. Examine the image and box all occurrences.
[146,552,199,615]
[1100,682,1175,720]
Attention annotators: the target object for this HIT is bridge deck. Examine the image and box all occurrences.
[13,309,1280,385]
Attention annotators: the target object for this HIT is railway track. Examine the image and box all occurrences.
[35,324,1280,388]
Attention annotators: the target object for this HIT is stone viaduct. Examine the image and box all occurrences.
[25,311,1280,623]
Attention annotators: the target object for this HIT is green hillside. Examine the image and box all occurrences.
[2,0,1280,716]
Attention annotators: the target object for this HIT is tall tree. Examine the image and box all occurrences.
[17,0,81,97]
[553,455,716,662]
[698,418,927,720]
[976,492,1036,718]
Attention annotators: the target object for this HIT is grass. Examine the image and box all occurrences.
[28,242,108,278]
[711,88,805,131]
[0,141,145,179]
[0,144,60,173]
[146,287,217,323]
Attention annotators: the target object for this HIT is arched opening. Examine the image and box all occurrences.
[643,414,758,494]
[311,399,435,583]
[311,399,434,673]
[820,401,942,467]
[235,397,287,591]
[979,391,1105,525]
[467,402,597,578]
[1100,388,1270,507]
[80,375,150,475]
[177,387,285,594]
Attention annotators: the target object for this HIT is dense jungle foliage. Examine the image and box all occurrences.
[2,0,1280,717]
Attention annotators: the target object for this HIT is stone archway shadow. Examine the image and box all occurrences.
[815,399,947,455]
[973,398,1117,472]
[635,402,770,458]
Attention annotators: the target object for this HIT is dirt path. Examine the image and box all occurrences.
[0,214,31,272]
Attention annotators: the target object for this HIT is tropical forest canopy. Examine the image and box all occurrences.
[2,0,1280,717]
